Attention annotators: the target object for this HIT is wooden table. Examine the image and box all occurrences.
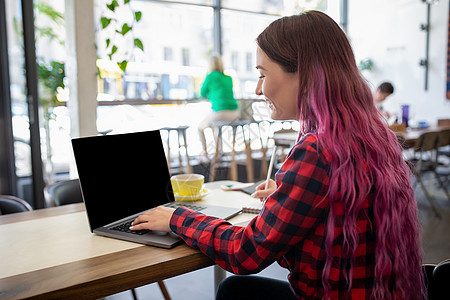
[0,181,258,299]
[394,126,450,149]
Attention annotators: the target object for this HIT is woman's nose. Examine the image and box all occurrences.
[255,81,262,95]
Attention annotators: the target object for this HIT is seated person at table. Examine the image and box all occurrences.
[373,81,395,119]
[198,54,239,155]
[131,11,424,300]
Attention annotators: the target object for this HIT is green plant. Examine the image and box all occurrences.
[37,60,65,120]
[100,0,144,72]
[34,2,64,45]
[34,1,66,120]
[358,58,374,71]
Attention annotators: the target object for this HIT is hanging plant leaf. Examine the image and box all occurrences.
[135,11,142,22]
[111,45,118,54]
[120,23,132,36]
[35,2,63,25]
[134,38,143,51]
[100,0,144,73]
[109,45,118,59]
[106,0,119,12]
[118,60,128,72]
[36,26,59,41]
[101,17,112,29]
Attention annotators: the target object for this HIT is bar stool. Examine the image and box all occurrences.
[209,120,254,182]
[254,120,272,180]
[159,126,193,174]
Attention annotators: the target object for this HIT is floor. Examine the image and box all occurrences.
[106,174,450,300]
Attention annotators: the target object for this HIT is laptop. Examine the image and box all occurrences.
[71,130,242,248]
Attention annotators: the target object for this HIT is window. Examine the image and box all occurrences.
[1,0,343,205]
[221,9,277,98]
[246,52,253,72]
[182,48,190,66]
[164,47,173,61]
[231,51,239,71]
[94,0,339,152]
[95,0,339,101]
[96,1,213,101]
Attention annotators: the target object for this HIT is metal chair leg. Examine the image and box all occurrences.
[434,171,450,201]
[416,174,441,218]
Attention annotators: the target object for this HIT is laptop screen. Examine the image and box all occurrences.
[72,130,174,231]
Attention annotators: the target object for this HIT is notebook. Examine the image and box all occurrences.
[240,179,265,195]
[240,180,265,214]
[71,130,242,249]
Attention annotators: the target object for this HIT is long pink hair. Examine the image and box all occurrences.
[257,11,424,299]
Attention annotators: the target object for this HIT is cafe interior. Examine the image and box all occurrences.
[1,0,450,299]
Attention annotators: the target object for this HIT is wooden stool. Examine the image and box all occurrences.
[209,120,254,182]
[159,126,193,174]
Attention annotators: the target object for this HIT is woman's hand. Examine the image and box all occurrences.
[251,179,276,202]
[130,206,175,232]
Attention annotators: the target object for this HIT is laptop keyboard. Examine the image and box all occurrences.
[110,203,206,235]
[164,202,207,211]
[110,220,150,235]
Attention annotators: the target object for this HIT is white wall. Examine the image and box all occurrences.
[348,0,450,126]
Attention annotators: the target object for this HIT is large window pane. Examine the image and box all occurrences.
[95,1,213,101]
[34,0,70,181]
[95,1,214,157]
[221,10,277,99]
[6,0,31,179]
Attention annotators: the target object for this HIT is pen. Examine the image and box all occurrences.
[264,145,277,191]
[250,145,277,199]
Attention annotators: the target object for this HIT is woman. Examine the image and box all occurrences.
[131,11,424,299]
[198,55,239,154]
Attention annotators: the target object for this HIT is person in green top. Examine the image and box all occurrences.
[198,55,239,155]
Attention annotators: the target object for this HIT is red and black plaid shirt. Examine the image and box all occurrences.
[170,134,376,299]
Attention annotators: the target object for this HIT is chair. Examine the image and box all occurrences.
[433,259,450,299]
[410,131,450,217]
[422,263,437,300]
[437,118,450,127]
[272,128,298,164]
[209,120,254,183]
[159,126,193,174]
[0,195,32,215]
[436,129,450,186]
[423,259,450,299]
[44,179,84,207]
[44,179,171,300]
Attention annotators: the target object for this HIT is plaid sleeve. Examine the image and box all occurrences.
[170,134,330,275]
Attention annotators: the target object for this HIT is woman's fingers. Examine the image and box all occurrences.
[251,179,276,201]
[130,206,175,232]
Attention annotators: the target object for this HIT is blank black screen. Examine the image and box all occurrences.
[72,130,174,231]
